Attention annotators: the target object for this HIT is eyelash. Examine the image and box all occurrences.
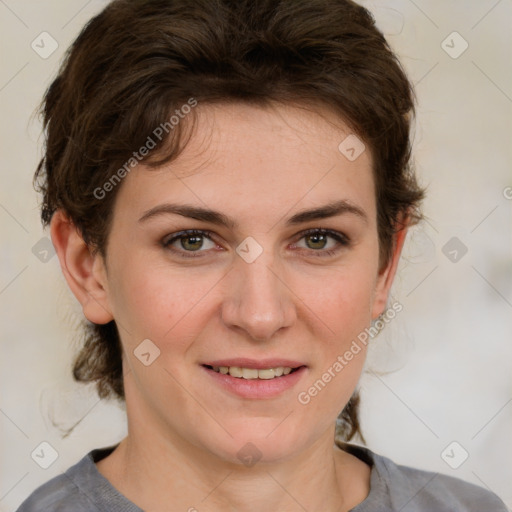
[161,228,350,259]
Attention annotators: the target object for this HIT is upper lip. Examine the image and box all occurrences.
[202,358,306,369]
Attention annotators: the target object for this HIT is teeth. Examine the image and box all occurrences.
[257,369,276,380]
[211,366,296,379]
[229,366,243,378]
[242,368,259,379]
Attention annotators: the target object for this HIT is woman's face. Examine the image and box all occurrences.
[97,102,398,464]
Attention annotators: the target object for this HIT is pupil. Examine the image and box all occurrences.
[307,233,326,250]
[183,235,202,251]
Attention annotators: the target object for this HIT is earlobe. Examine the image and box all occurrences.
[50,210,114,325]
[371,221,409,320]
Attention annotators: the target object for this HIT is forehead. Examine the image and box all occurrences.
[112,101,376,230]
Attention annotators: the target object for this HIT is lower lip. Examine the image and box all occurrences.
[202,366,307,399]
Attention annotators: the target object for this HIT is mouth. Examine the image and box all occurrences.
[202,364,304,380]
[200,359,307,399]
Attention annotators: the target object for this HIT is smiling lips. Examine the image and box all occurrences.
[202,359,307,399]
[202,358,306,380]
[208,365,295,380]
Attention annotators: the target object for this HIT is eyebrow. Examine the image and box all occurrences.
[138,199,368,228]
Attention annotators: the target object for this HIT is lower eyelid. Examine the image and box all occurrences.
[163,229,349,256]
[295,230,349,246]
[163,231,216,250]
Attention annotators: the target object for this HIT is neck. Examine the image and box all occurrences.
[96,374,371,511]
[98,420,370,512]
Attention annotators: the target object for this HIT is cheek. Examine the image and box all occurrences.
[296,274,372,427]
[306,262,378,344]
[311,278,372,376]
[108,258,220,347]
[108,232,380,354]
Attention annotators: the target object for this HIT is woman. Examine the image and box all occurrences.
[17,0,507,510]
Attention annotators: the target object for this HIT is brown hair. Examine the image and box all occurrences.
[35,0,424,442]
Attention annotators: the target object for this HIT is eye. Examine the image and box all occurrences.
[292,228,350,257]
[162,229,218,258]
[162,228,350,259]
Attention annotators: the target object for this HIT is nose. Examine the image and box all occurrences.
[221,251,296,342]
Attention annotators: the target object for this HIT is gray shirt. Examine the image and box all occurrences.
[16,443,507,511]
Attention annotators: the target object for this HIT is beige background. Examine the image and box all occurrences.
[1,0,511,510]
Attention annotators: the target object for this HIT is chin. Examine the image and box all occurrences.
[198,420,310,466]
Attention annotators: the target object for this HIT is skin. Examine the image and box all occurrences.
[51,101,408,512]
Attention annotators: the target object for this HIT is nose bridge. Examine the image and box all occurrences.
[221,247,295,341]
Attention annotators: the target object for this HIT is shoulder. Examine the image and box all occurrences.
[376,452,507,511]
[15,462,100,512]
[15,445,136,512]
[340,443,508,512]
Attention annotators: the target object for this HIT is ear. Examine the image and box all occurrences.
[371,219,409,320]
[50,210,114,324]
